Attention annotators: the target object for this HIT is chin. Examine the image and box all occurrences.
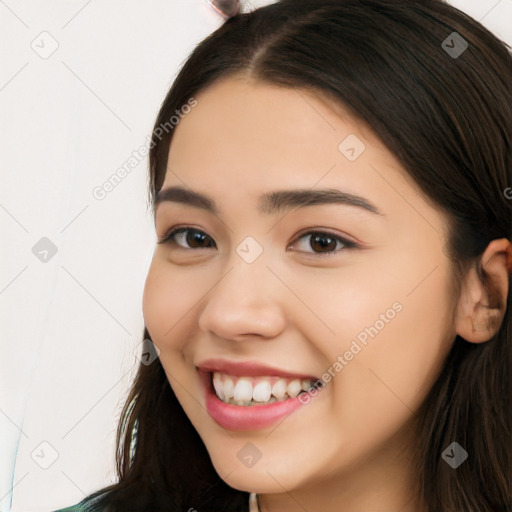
[206,443,311,494]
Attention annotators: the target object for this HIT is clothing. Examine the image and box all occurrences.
[55,494,260,512]
[249,492,260,512]
[52,504,84,512]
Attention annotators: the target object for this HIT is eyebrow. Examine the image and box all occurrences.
[154,186,383,216]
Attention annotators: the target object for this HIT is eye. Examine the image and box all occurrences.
[288,230,357,255]
[158,226,357,255]
[157,227,216,249]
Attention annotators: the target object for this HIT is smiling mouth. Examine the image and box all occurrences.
[209,371,323,406]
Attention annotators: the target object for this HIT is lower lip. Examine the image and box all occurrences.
[198,369,322,431]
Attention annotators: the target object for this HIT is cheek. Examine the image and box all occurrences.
[142,260,205,350]
[361,265,455,404]
[141,261,206,412]
[326,298,453,464]
[286,255,454,453]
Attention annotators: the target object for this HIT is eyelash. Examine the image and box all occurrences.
[157,226,358,256]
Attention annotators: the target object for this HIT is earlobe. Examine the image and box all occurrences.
[454,238,511,344]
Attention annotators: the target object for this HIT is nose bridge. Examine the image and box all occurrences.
[217,233,273,299]
[198,239,286,339]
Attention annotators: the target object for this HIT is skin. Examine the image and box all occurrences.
[142,75,511,512]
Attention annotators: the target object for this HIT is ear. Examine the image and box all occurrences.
[455,238,511,343]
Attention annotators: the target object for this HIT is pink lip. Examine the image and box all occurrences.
[196,362,324,431]
[196,358,319,380]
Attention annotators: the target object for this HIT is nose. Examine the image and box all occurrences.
[197,256,287,342]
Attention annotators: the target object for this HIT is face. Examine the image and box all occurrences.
[142,75,457,497]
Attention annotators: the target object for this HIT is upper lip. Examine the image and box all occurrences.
[196,358,319,380]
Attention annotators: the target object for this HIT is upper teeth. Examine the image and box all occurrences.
[212,372,316,405]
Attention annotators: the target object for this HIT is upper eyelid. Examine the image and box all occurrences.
[288,231,357,253]
[159,226,216,246]
[292,226,356,245]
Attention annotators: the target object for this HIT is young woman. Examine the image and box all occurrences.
[54,0,512,510]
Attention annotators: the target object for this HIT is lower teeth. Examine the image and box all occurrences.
[219,393,306,406]
[221,396,278,406]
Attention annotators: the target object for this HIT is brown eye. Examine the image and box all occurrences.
[309,233,338,252]
[158,227,216,249]
[290,231,356,255]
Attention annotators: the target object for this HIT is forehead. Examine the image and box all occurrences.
[168,77,389,169]
[168,75,384,157]
[161,76,431,221]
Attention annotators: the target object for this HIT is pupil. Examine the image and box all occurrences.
[311,234,336,252]
[187,230,210,248]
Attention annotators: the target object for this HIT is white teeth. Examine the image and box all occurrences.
[211,372,316,405]
[252,380,272,402]
[212,373,225,400]
[224,377,235,399]
[301,379,312,391]
[271,379,288,400]
[286,379,302,398]
[233,378,253,402]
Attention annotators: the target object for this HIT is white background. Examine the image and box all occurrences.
[1,1,510,510]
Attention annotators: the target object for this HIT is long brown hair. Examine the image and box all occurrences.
[69,1,512,510]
